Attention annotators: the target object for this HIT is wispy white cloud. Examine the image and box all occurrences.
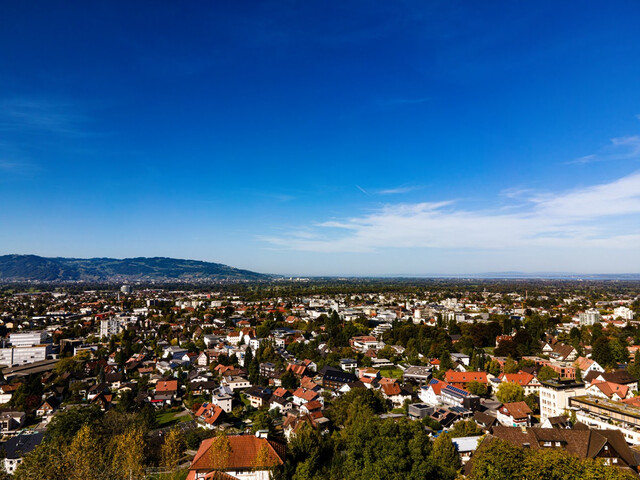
[261,171,640,253]
[568,135,640,164]
[376,185,421,195]
[355,185,370,195]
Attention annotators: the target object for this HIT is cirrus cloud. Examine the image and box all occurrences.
[260,171,640,254]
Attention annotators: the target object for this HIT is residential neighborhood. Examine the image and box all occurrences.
[0,280,638,479]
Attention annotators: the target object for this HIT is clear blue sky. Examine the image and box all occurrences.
[2,1,640,275]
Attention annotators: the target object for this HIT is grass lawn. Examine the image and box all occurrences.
[155,409,191,429]
[380,368,404,379]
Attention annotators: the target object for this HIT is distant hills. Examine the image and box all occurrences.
[0,255,272,283]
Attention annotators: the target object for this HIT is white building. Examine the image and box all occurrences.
[578,309,601,326]
[614,306,635,321]
[539,379,586,421]
[9,331,48,347]
[0,345,50,367]
[211,391,234,413]
[100,315,137,338]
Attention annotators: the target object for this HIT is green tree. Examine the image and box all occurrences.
[281,370,299,390]
[471,438,525,480]
[503,358,519,374]
[432,433,461,476]
[466,381,488,397]
[161,428,187,472]
[496,381,525,404]
[537,366,559,381]
[449,420,482,438]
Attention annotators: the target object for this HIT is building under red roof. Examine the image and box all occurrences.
[187,434,285,479]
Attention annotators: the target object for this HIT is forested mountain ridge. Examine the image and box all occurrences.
[0,255,271,282]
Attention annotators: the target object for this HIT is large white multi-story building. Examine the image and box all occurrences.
[100,315,137,338]
[9,331,48,347]
[0,345,50,367]
[614,306,635,321]
[578,309,601,326]
[539,379,586,421]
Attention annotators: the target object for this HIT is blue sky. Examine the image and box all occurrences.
[1,1,640,275]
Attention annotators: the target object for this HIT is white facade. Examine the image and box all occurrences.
[579,309,601,326]
[9,331,48,347]
[211,392,233,413]
[614,306,634,321]
[539,380,586,421]
[100,316,137,338]
[0,345,50,367]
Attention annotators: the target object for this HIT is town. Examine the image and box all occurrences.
[0,280,638,479]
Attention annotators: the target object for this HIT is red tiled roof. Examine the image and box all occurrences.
[156,380,178,392]
[293,388,319,402]
[381,383,402,396]
[499,401,532,420]
[445,369,488,384]
[303,400,323,411]
[428,379,448,395]
[500,372,536,386]
[190,435,285,471]
[272,387,288,397]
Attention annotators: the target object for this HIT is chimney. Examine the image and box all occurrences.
[255,430,269,439]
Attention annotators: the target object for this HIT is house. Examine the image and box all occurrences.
[339,358,357,372]
[92,391,114,410]
[151,379,179,406]
[156,379,179,396]
[407,403,434,420]
[300,399,323,416]
[163,346,188,360]
[222,376,251,391]
[549,344,578,362]
[212,391,234,413]
[0,411,26,434]
[349,336,380,353]
[87,382,110,400]
[259,362,277,378]
[403,365,432,385]
[0,384,20,404]
[496,401,533,427]
[585,381,632,401]
[292,387,322,406]
[3,432,44,475]
[283,414,325,441]
[473,411,498,431]
[269,395,293,414]
[36,396,61,420]
[381,382,413,408]
[316,366,356,389]
[226,332,243,346]
[186,433,285,480]
[444,370,488,389]
[440,384,480,411]
[584,370,639,391]
[245,386,272,409]
[452,436,481,464]
[286,363,307,378]
[195,402,225,429]
[419,378,448,406]
[499,371,541,395]
[574,357,604,376]
[540,415,571,429]
[484,426,638,472]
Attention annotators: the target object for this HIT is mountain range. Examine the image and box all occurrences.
[0,255,271,283]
